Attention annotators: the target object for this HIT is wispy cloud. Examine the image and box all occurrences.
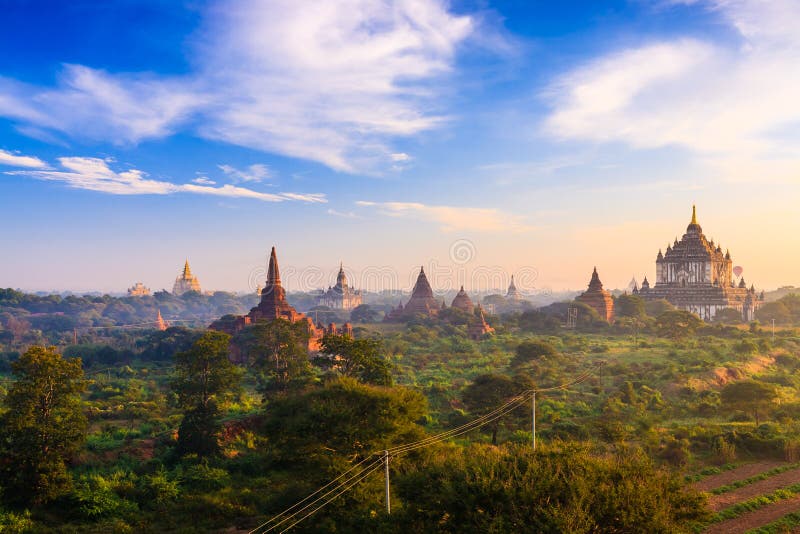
[0,149,49,168]
[0,0,477,174]
[192,176,216,185]
[327,208,361,219]
[356,200,533,232]
[218,163,271,183]
[7,157,326,202]
[542,0,800,183]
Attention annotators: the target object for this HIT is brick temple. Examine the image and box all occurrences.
[211,247,351,352]
[385,267,444,320]
[576,267,615,322]
[635,206,763,321]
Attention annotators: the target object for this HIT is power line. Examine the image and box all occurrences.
[250,363,604,532]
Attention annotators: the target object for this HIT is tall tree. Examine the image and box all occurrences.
[171,331,242,457]
[233,319,313,398]
[462,374,525,445]
[721,380,779,426]
[0,346,87,506]
[315,333,393,386]
[655,310,703,339]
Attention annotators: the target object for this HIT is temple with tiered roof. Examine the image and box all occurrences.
[451,286,474,313]
[385,267,444,321]
[637,206,763,321]
[211,247,351,353]
[506,275,522,300]
[318,263,363,310]
[172,260,202,295]
[576,267,615,322]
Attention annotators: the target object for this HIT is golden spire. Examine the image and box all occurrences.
[691,204,697,225]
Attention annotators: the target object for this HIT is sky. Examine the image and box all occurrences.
[1,0,798,295]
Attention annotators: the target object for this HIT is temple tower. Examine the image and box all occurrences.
[576,267,615,323]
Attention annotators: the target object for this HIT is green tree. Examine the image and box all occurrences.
[720,380,779,426]
[315,333,393,386]
[714,307,744,324]
[233,319,313,398]
[263,376,427,461]
[392,444,708,533]
[645,299,675,318]
[0,346,87,506]
[462,374,525,445]
[512,340,557,367]
[350,304,379,323]
[171,331,242,457]
[615,294,646,318]
[655,310,703,339]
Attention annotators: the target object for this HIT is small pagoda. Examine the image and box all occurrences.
[506,275,522,300]
[576,267,615,323]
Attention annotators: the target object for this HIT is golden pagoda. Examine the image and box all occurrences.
[172,259,202,295]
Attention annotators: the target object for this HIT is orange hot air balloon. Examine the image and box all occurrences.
[733,266,743,278]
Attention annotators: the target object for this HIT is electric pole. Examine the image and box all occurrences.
[384,450,391,514]
[532,391,536,451]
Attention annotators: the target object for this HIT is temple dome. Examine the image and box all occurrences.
[451,286,474,313]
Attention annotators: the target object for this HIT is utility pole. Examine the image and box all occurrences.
[772,319,776,343]
[532,391,536,451]
[384,450,391,514]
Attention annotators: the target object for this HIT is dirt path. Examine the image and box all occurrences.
[704,494,800,534]
[708,467,800,512]
[694,462,786,493]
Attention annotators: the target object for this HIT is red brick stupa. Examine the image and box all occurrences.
[450,286,474,313]
[576,267,615,323]
[385,267,443,321]
[211,246,351,352]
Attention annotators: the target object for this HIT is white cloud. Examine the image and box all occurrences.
[218,163,271,183]
[356,200,533,232]
[543,0,800,182]
[0,149,48,168]
[7,157,326,203]
[391,153,411,162]
[192,176,216,185]
[0,0,475,174]
[327,208,361,219]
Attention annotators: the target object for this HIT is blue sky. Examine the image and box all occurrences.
[1,0,798,294]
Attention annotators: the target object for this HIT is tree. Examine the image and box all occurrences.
[462,374,525,445]
[315,333,392,386]
[721,380,778,426]
[263,377,427,462]
[714,307,744,324]
[655,310,703,339]
[615,294,646,318]
[512,340,557,367]
[233,319,313,398]
[392,444,708,533]
[0,346,87,506]
[350,304,379,324]
[171,331,242,457]
[645,299,675,318]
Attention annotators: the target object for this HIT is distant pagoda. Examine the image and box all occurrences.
[506,275,522,300]
[210,246,351,353]
[318,263,363,310]
[172,260,202,295]
[637,206,763,321]
[576,267,615,323]
[155,309,168,331]
[385,267,443,321]
[127,282,151,297]
[451,286,474,313]
[468,305,495,340]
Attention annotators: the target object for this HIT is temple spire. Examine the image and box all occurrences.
[691,204,697,225]
[267,246,281,286]
[183,259,192,277]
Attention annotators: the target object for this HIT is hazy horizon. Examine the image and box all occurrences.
[2,1,798,294]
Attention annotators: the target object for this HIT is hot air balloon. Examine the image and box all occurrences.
[733,266,743,278]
